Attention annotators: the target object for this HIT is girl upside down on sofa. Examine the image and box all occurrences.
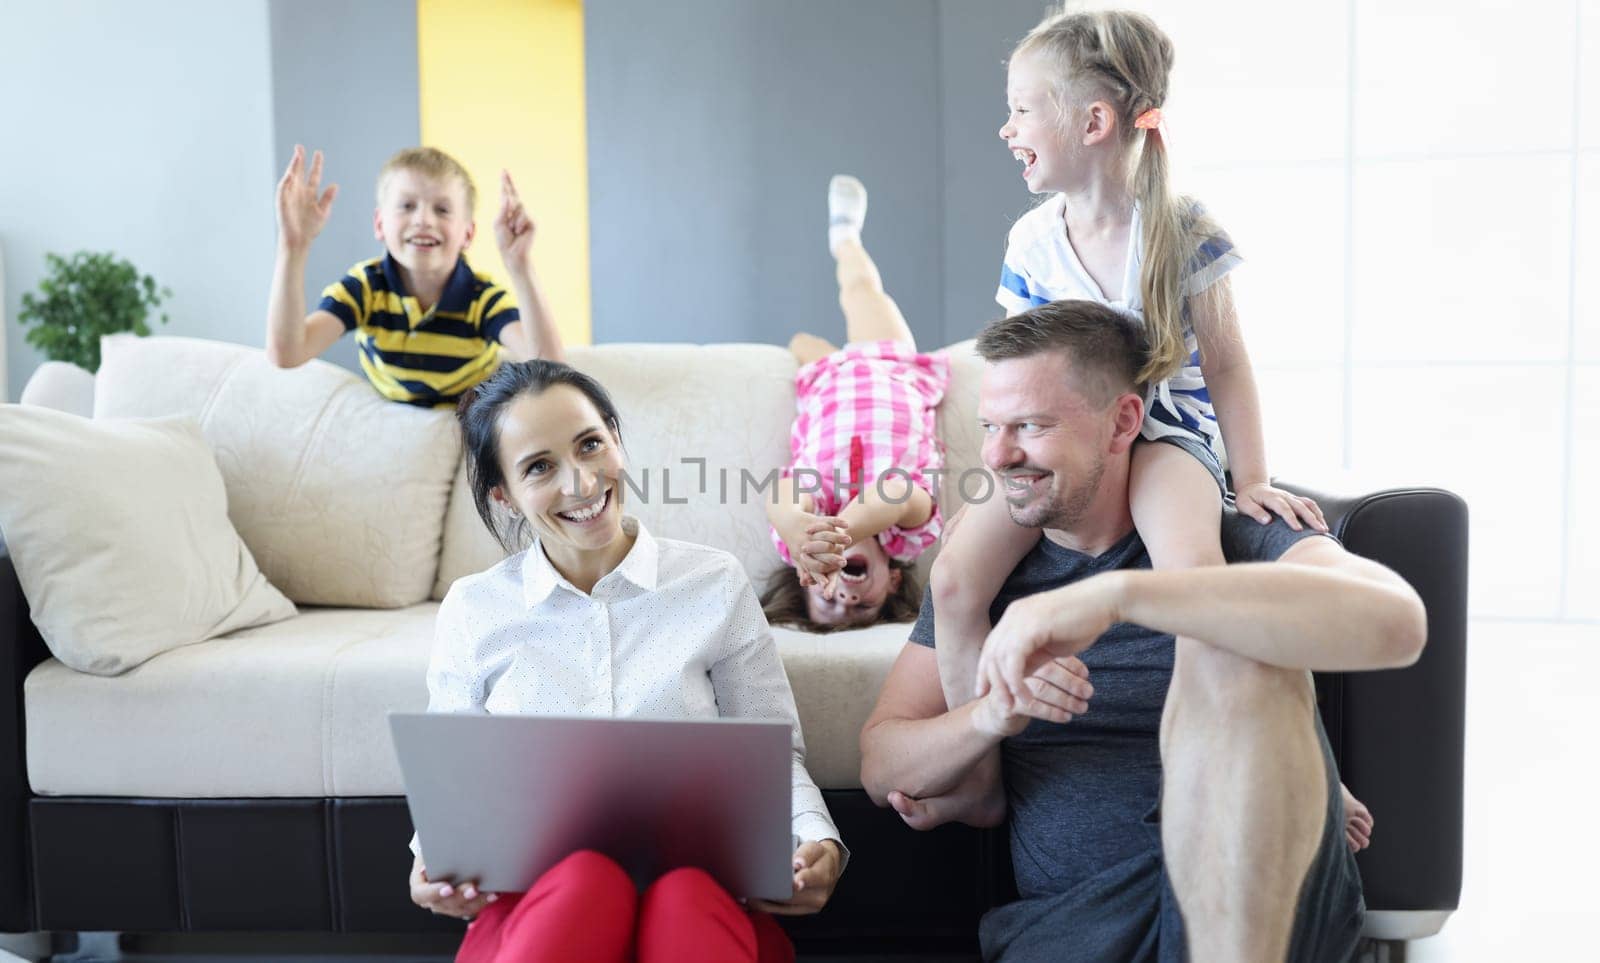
[760,175,950,632]
[408,360,845,962]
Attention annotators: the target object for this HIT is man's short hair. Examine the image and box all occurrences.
[376,146,477,212]
[976,300,1149,406]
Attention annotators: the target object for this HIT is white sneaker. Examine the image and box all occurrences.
[828,174,868,255]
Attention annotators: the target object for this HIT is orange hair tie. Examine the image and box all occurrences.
[1134,108,1164,130]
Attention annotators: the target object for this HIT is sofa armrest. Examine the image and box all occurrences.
[1,536,48,931]
[1282,481,1467,924]
[18,361,95,416]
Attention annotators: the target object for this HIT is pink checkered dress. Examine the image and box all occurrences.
[771,340,950,566]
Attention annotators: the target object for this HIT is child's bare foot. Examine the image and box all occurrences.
[1342,783,1373,852]
[887,784,1005,831]
[788,332,839,365]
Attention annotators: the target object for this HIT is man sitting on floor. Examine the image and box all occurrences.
[859,300,1425,962]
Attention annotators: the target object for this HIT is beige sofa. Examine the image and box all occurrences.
[21,334,987,801]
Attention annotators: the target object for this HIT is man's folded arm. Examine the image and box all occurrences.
[1113,536,1427,672]
[859,641,1004,809]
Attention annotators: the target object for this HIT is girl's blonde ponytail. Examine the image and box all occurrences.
[1131,126,1189,385]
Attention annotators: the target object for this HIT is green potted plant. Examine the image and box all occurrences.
[18,251,170,373]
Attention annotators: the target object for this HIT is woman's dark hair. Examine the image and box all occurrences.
[455,360,623,552]
[758,560,922,633]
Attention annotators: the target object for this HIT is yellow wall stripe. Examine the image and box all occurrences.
[417,0,591,347]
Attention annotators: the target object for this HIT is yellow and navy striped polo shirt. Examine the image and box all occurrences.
[317,254,520,407]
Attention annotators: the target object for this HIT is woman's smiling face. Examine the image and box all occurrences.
[490,384,627,558]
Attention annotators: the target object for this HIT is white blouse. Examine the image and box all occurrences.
[422,516,842,854]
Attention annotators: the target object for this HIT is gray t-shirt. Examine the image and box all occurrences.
[909,507,1329,901]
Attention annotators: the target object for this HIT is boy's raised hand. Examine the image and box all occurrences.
[496,170,536,270]
[275,145,337,253]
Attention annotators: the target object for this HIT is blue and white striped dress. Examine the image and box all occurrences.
[994,195,1240,453]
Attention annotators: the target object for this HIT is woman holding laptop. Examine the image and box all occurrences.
[407,359,845,962]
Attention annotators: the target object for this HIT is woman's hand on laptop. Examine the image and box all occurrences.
[409,854,498,920]
[747,839,843,916]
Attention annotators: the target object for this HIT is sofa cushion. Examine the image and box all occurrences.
[771,621,911,790]
[0,407,295,676]
[25,606,437,797]
[434,343,801,598]
[93,335,460,609]
[24,609,907,796]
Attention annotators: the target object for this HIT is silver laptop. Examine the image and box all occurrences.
[389,713,796,899]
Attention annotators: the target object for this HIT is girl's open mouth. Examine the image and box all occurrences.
[840,555,869,583]
[1013,148,1038,179]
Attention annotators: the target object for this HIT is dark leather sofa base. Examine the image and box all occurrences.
[29,791,994,954]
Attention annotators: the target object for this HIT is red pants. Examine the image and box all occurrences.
[455,850,795,963]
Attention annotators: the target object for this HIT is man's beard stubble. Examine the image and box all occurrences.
[1005,456,1105,532]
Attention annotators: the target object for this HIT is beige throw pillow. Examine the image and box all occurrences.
[93,335,460,609]
[0,405,296,676]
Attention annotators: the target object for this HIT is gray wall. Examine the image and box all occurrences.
[0,0,279,400]
[585,0,1052,349]
[267,0,420,375]
[2,0,1048,400]
[938,0,1054,344]
[0,0,417,400]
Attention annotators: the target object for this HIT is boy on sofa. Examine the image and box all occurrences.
[264,145,563,407]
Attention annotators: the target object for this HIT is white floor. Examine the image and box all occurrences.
[4,619,1594,962]
[1405,620,1599,963]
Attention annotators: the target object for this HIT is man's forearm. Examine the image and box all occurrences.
[860,699,1001,805]
[1109,556,1426,671]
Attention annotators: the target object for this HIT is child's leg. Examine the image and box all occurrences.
[787,331,840,366]
[931,493,1040,709]
[827,176,917,350]
[835,238,916,349]
[1129,441,1226,572]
